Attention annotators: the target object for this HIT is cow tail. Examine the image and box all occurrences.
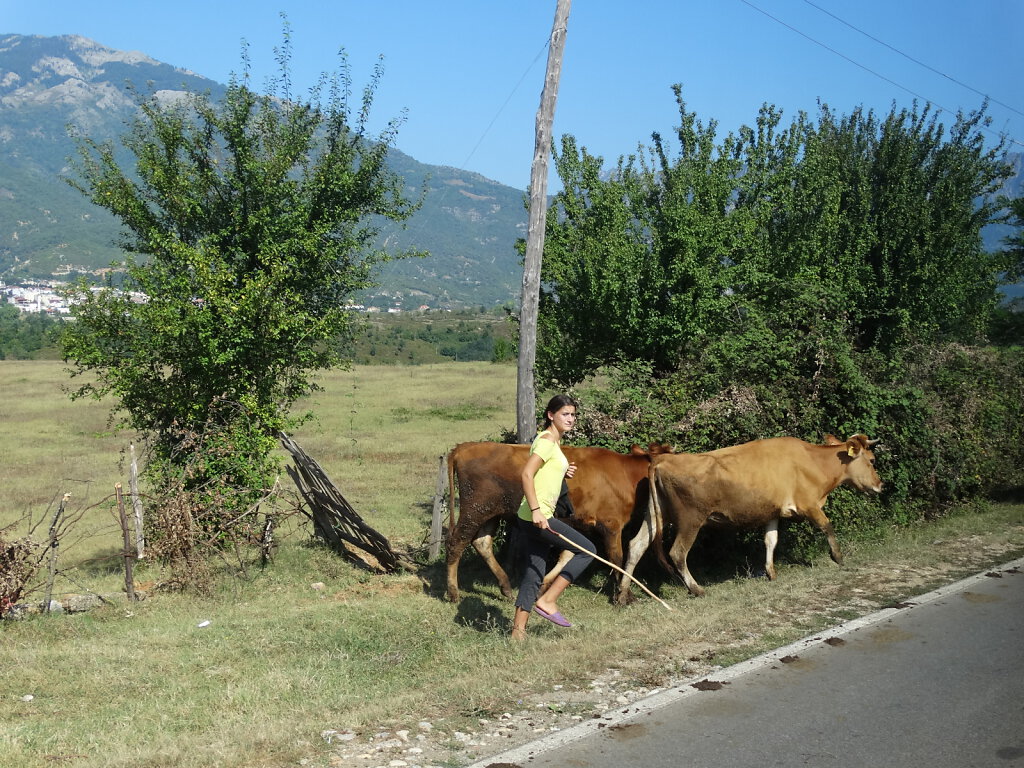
[446,449,458,539]
[650,464,679,581]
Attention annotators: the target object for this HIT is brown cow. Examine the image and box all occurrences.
[445,442,672,603]
[616,434,882,604]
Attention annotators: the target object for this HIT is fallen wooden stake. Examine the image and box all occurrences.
[550,529,672,611]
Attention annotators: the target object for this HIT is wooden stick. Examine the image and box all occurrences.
[115,483,136,603]
[550,529,672,611]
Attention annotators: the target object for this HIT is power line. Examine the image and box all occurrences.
[457,39,550,173]
[737,0,1024,149]
[801,0,1024,121]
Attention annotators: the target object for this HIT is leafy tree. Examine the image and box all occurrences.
[989,195,1024,345]
[538,90,1012,388]
[61,29,422,541]
[544,89,1024,542]
[0,304,62,360]
[1000,194,1024,284]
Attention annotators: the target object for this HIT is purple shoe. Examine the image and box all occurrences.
[534,605,572,627]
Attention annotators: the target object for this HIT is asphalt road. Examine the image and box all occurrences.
[470,557,1024,768]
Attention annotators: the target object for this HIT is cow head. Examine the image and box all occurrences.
[825,433,882,494]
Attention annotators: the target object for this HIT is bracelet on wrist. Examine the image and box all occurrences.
[531,507,540,512]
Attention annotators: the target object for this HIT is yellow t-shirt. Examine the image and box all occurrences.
[517,429,569,521]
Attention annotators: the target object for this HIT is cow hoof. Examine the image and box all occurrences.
[613,591,635,607]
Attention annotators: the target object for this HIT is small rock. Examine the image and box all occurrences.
[417,721,433,731]
[311,582,326,591]
[197,620,211,628]
[65,594,103,612]
[395,729,409,742]
[21,695,34,702]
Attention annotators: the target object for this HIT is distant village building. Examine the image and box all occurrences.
[1,282,71,314]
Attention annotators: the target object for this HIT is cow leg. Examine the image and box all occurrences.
[616,516,655,605]
[763,519,779,580]
[541,550,574,593]
[446,514,512,602]
[806,509,843,566]
[602,524,625,593]
[445,523,472,603]
[667,520,705,597]
[470,518,515,599]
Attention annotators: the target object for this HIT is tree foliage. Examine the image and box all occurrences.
[0,304,62,359]
[539,88,1024,538]
[61,29,422,547]
[539,89,1012,389]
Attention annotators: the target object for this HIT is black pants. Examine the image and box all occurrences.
[514,516,595,612]
[554,478,575,519]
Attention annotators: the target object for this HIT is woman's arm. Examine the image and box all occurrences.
[520,452,549,529]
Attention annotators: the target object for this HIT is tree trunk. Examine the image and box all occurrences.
[517,0,571,443]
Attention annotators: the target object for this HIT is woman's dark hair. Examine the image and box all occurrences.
[542,394,578,427]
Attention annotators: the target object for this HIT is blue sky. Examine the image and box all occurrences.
[4,0,1022,190]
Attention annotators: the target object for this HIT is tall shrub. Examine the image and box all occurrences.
[61,29,422,552]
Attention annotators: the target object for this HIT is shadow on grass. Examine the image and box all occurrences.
[67,546,130,577]
[454,595,508,633]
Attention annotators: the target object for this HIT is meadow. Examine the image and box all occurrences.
[2,359,1023,768]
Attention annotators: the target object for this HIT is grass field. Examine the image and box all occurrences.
[2,359,1023,768]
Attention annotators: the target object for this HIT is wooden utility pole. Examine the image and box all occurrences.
[517,0,571,442]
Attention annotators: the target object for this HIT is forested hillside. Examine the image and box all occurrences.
[0,34,526,309]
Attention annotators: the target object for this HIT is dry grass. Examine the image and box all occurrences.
[1,359,1022,768]
[287,362,518,542]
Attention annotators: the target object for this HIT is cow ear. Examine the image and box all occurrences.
[630,444,644,455]
[846,433,871,449]
[823,434,842,445]
[846,444,859,458]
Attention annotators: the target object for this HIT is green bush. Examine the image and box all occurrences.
[570,341,1024,568]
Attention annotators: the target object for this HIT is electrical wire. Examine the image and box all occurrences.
[801,0,1024,120]
[737,0,1023,149]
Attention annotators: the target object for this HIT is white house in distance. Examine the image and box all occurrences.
[1,281,71,314]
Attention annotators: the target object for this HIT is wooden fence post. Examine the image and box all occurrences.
[44,493,69,613]
[115,483,136,602]
[429,454,447,560]
[129,443,145,559]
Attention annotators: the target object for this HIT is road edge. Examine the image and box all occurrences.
[466,555,1024,768]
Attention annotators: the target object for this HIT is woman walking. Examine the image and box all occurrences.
[511,394,596,642]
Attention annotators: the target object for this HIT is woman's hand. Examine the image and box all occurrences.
[532,508,549,530]
[565,462,577,479]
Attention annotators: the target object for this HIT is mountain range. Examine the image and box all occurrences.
[1,34,1021,309]
[0,34,528,309]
